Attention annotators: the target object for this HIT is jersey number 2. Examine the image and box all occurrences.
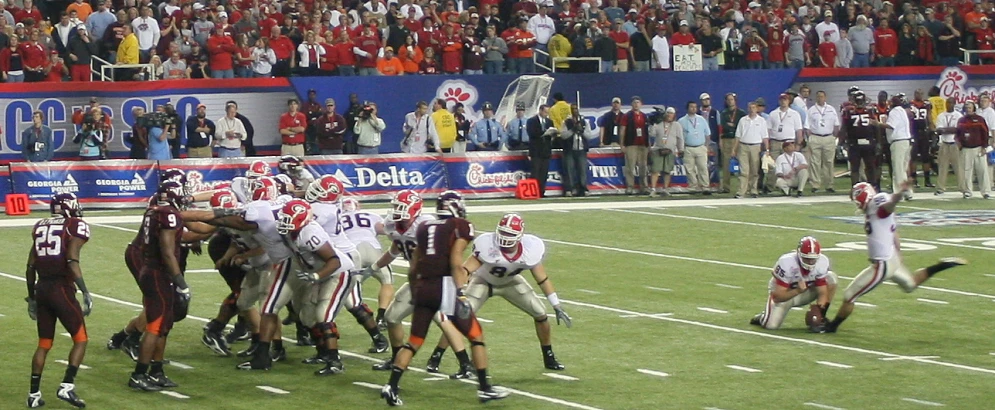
[34,225,64,256]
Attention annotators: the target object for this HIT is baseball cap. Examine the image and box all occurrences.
[779,93,791,100]
[197,103,207,109]
[782,140,794,148]
[385,46,394,52]
[515,102,526,111]
[308,88,317,94]
[611,97,622,104]
[785,88,798,95]
[679,20,688,26]
[89,97,98,103]
[76,24,87,31]
[628,8,638,14]
[754,97,767,106]
[193,3,204,10]
[325,98,336,105]
[665,107,676,114]
[470,13,479,18]
[748,1,761,8]
[699,93,710,100]
[482,102,494,111]
[219,11,228,19]
[824,10,833,17]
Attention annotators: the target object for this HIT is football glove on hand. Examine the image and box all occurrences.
[296,270,320,284]
[25,297,37,321]
[455,290,472,320]
[176,286,192,303]
[554,306,572,328]
[82,292,93,317]
[355,266,376,280]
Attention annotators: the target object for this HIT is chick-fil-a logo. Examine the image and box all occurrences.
[936,67,995,107]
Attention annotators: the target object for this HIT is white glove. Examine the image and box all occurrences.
[554,306,572,328]
[82,293,93,317]
[296,270,320,284]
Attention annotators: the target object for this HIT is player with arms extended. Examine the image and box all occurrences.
[25,193,92,408]
[750,236,837,331]
[823,182,968,332]
[380,197,508,406]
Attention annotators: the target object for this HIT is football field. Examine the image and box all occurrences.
[1,194,994,409]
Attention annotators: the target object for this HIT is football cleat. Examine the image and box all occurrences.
[376,318,387,332]
[56,383,86,408]
[148,373,178,388]
[106,332,127,350]
[128,374,163,392]
[940,257,968,266]
[225,323,250,344]
[544,357,565,371]
[450,363,475,380]
[425,356,442,374]
[315,359,345,376]
[381,384,403,407]
[372,359,394,371]
[296,328,315,347]
[201,329,232,356]
[121,338,140,362]
[749,313,764,327]
[477,386,510,403]
[236,342,259,357]
[26,392,45,408]
[369,333,389,354]
[301,355,327,365]
[271,348,287,363]
[236,355,272,371]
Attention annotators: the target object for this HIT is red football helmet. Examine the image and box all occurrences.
[305,174,345,203]
[797,236,821,271]
[850,182,876,210]
[496,213,525,248]
[277,199,313,234]
[387,189,422,222]
[246,160,272,179]
[251,176,279,201]
[341,197,361,212]
[210,190,239,209]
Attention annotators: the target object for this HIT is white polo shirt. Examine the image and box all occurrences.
[978,106,995,136]
[935,111,963,144]
[885,106,911,143]
[735,115,769,145]
[805,103,839,136]
[768,107,804,142]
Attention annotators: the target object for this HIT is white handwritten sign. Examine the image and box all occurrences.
[673,45,703,72]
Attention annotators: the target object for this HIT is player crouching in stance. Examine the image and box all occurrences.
[750,236,837,332]
[380,196,509,406]
[128,182,192,391]
[25,193,92,408]
[822,182,968,333]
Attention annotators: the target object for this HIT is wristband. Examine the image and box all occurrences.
[547,292,559,306]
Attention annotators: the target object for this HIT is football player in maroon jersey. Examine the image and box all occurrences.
[908,89,936,189]
[25,193,91,409]
[842,91,882,188]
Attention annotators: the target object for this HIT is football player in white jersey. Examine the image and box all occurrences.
[339,197,393,326]
[823,182,968,333]
[366,190,476,378]
[278,155,315,192]
[750,236,838,331]
[277,199,355,375]
[304,175,389,357]
[428,213,572,371]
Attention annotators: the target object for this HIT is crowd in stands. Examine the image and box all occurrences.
[0,0,993,82]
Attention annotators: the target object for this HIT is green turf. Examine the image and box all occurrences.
[1,195,993,410]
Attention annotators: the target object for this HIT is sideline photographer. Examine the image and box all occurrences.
[353,101,385,154]
[144,105,174,160]
[73,107,107,161]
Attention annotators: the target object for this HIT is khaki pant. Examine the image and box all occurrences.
[684,145,709,191]
[719,138,736,192]
[281,144,305,157]
[807,134,836,190]
[614,59,629,72]
[623,145,649,189]
[776,168,810,194]
[737,144,762,196]
[936,143,961,193]
[464,275,547,319]
[890,140,912,195]
[450,141,467,153]
[187,146,213,158]
[765,142,787,191]
[961,146,992,195]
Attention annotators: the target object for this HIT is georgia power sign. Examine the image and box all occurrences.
[825,210,995,227]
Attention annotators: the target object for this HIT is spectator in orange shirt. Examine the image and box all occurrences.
[376,46,405,75]
[66,0,92,22]
[397,34,423,74]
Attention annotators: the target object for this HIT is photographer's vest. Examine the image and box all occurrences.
[431,109,457,149]
[79,129,103,158]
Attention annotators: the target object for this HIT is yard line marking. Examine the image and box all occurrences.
[169,361,194,370]
[184,269,216,274]
[256,386,290,394]
[854,302,877,308]
[54,360,91,370]
[159,391,190,399]
[543,373,579,381]
[703,408,727,410]
[902,398,945,407]
[352,382,382,390]
[477,317,495,323]
[61,332,71,338]
[92,223,141,233]
[0,271,602,410]
[901,205,941,211]
[697,307,728,314]
[803,402,845,410]
[0,313,5,317]
[703,206,718,209]
[552,210,571,213]
[917,298,949,305]
[621,313,672,318]
[576,289,600,294]
[645,286,672,291]
[816,361,853,369]
[985,274,995,278]
[636,369,670,378]
[715,283,742,289]
[880,356,941,361]
[423,377,448,381]
[791,307,803,311]
[619,314,640,318]
[725,365,762,373]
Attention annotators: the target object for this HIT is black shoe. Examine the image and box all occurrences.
[376,318,387,332]
[315,358,344,376]
[749,194,758,198]
[236,342,258,358]
[224,324,250,344]
[925,182,935,188]
[826,188,836,193]
[302,355,327,365]
[271,348,287,363]
[381,384,403,406]
[702,190,712,196]
[372,359,394,371]
[128,374,162,392]
[477,386,510,403]
[369,333,389,354]
[236,353,272,371]
[201,329,231,356]
[734,194,743,199]
[544,357,566,371]
[426,356,442,373]
[796,191,803,198]
[296,330,315,347]
[281,315,294,326]
[121,337,140,362]
[450,363,475,379]
[148,373,178,388]
[811,188,818,193]
[56,383,86,408]
[822,323,838,334]
[107,332,127,350]
[27,392,45,408]
[749,314,763,327]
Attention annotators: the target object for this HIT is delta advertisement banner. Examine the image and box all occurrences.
[9,160,158,207]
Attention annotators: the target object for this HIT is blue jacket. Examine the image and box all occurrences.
[470,117,507,150]
[505,116,530,149]
[22,125,54,162]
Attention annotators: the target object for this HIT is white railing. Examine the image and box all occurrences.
[96,61,156,82]
[531,48,604,73]
[91,56,112,81]
[960,48,995,65]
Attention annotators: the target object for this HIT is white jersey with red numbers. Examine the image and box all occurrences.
[471,232,545,287]
[864,192,897,261]
[384,214,436,261]
[230,176,253,203]
[311,202,357,255]
[243,199,292,262]
[770,251,832,290]
[287,221,354,275]
[341,210,384,250]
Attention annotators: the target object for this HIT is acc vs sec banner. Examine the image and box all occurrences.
[9,160,158,207]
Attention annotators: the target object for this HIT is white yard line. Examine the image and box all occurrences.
[725,365,762,373]
[576,289,600,294]
[901,398,945,407]
[169,361,194,370]
[854,302,877,308]
[543,373,579,381]
[256,386,290,394]
[54,360,91,370]
[715,283,743,289]
[352,382,382,390]
[697,307,728,314]
[803,402,846,410]
[91,223,140,233]
[816,361,853,369]
[636,369,669,377]
[159,391,190,399]
[185,269,216,274]
[645,286,672,291]
[917,298,949,305]
[880,356,941,361]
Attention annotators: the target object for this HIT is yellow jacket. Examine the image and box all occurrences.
[549,34,572,70]
[928,96,945,126]
[117,33,140,64]
[431,108,457,149]
[549,100,572,130]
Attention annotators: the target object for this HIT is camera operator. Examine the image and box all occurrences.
[560,104,596,197]
[126,107,149,159]
[353,101,385,154]
[145,105,173,160]
[73,106,107,161]
[162,103,181,159]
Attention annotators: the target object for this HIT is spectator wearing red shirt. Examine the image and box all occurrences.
[234,33,254,78]
[258,7,279,38]
[207,28,237,78]
[767,25,786,68]
[972,18,995,64]
[15,0,42,24]
[609,20,630,71]
[334,30,357,76]
[269,29,295,77]
[743,28,767,69]
[505,18,536,74]
[618,96,651,194]
[402,8,422,32]
[818,31,838,67]
[439,24,462,74]
[45,52,66,81]
[318,31,338,75]
[20,31,47,82]
[671,21,697,46]
[416,18,441,55]
[279,99,307,156]
[354,24,381,76]
[874,19,898,66]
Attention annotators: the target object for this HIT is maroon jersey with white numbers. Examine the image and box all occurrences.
[842,105,879,142]
[139,206,184,268]
[415,217,475,280]
[32,216,90,281]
